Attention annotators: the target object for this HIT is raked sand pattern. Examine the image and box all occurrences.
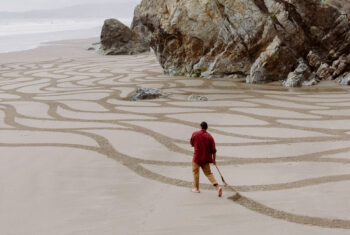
[1,46,350,234]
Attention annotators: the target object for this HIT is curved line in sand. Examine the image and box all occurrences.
[1,57,350,229]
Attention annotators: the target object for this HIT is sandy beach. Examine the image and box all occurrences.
[1,38,350,234]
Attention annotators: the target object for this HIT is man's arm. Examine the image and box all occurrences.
[190,134,195,147]
[209,135,217,164]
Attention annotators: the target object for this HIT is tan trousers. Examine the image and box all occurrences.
[192,162,218,189]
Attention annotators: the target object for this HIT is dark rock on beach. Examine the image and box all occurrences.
[87,42,100,51]
[187,95,208,101]
[130,87,165,101]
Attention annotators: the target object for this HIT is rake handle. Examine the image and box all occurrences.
[214,164,228,186]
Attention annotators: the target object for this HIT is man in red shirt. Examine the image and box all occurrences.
[190,121,222,197]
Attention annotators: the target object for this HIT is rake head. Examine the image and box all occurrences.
[229,192,242,201]
[215,165,242,201]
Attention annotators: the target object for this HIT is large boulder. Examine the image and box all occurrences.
[135,0,350,85]
[100,18,150,55]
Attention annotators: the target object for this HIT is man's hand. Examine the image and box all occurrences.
[212,153,216,165]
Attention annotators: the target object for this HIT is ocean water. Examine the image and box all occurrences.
[0,18,132,53]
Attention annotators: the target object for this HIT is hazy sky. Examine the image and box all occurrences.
[1,0,140,12]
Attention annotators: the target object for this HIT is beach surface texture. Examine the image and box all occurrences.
[1,39,350,234]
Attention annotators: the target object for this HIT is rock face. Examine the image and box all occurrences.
[329,0,350,18]
[131,5,152,48]
[135,0,350,85]
[100,18,150,55]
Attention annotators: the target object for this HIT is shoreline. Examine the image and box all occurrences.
[0,37,100,63]
[0,26,101,54]
[0,16,133,54]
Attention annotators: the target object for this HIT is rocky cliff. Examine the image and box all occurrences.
[134,0,350,86]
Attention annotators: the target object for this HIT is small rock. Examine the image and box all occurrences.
[130,87,164,101]
[307,51,322,69]
[283,59,313,87]
[335,72,350,85]
[316,63,334,80]
[342,76,350,85]
[283,73,301,87]
[310,26,325,41]
[87,47,96,51]
[187,94,208,101]
[301,73,320,86]
[332,55,348,77]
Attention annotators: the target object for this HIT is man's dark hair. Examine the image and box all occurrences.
[200,121,208,130]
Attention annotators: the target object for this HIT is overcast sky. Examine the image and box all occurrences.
[1,0,140,12]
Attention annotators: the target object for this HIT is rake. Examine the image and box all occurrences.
[214,164,242,201]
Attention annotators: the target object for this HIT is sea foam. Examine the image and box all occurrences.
[0,18,132,53]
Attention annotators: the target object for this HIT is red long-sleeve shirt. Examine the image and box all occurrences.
[190,129,217,166]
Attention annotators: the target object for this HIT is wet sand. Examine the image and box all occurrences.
[1,38,350,234]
